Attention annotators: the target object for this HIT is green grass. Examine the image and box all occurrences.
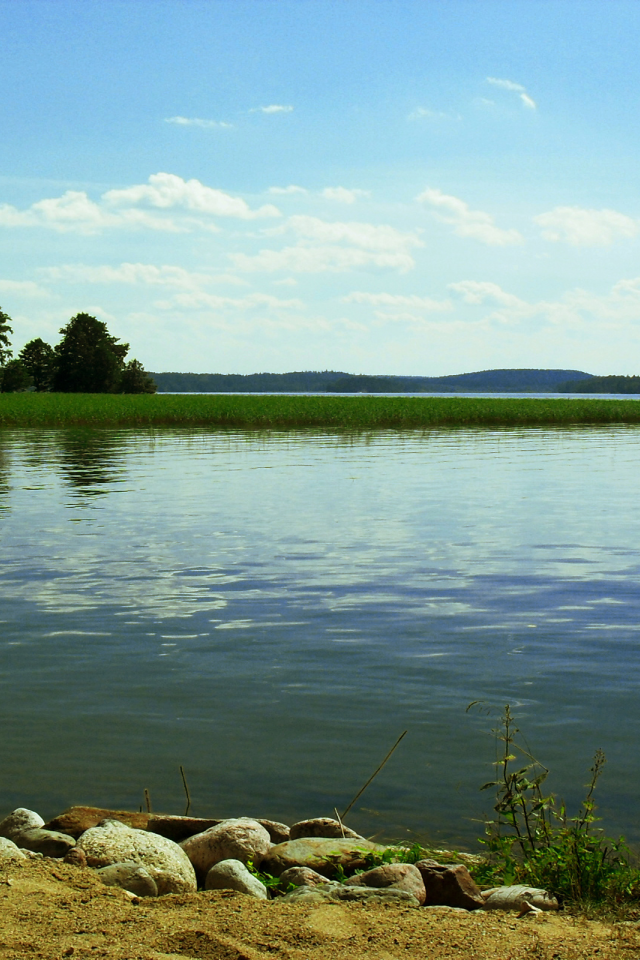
[2,392,640,429]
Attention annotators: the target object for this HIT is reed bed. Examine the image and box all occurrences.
[1,392,640,429]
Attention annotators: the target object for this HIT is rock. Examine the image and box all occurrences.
[63,846,88,867]
[344,863,426,905]
[256,820,290,845]
[279,866,332,889]
[13,827,75,858]
[258,837,384,879]
[76,819,196,895]
[281,884,419,906]
[45,807,231,844]
[148,815,222,843]
[330,885,420,906]
[481,885,559,911]
[44,807,151,839]
[279,883,341,904]
[181,818,271,881]
[0,808,44,840]
[204,859,268,899]
[415,860,484,910]
[0,837,26,861]
[289,817,364,841]
[97,861,158,898]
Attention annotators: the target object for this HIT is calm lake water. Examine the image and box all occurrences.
[1,425,639,849]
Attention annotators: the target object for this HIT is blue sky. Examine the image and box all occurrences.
[2,0,640,375]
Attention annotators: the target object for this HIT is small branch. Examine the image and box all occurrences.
[180,765,192,816]
[341,730,408,821]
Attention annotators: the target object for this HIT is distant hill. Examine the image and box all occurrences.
[559,375,640,394]
[150,368,594,393]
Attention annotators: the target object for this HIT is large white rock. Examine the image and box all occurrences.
[76,819,196,895]
[204,859,268,899]
[181,818,271,879]
[482,885,559,911]
[0,808,45,841]
[0,837,27,861]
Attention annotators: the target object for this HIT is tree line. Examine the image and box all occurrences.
[0,307,156,394]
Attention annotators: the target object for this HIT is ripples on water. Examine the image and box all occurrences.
[1,426,639,847]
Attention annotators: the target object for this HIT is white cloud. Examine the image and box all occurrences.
[417,188,523,246]
[487,77,537,110]
[104,173,281,220]
[156,291,303,311]
[0,173,281,234]
[233,214,420,274]
[40,263,218,290]
[321,187,370,204]
[0,191,183,234]
[343,291,452,312]
[0,279,50,298]
[284,215,421,253]
[448,280,530,316]
[447,276,640,331]
[408,106,458,121]
[231,245,416,274]
[252,104,294,114]
[534,206,639,246]
[268,185,308,195]
[165,116,233,129]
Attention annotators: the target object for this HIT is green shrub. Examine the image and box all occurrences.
[470,704,639,907]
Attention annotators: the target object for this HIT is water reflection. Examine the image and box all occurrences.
[56,429,128,496]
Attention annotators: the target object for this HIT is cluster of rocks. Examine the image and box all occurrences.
[0,806,559,915]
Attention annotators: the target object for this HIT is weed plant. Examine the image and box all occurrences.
[2,392,640,429]
[470,704,639,910]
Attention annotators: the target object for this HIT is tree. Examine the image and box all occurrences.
[53,313,129,393]
[18,338,55,391]
[120,359,157,394]
[0,307,13,366]
[0,359,33,392]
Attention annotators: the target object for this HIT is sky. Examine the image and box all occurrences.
[2,0,640,376]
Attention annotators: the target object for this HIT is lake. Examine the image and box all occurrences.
[1,425,639,849]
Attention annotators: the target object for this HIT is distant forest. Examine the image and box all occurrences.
[560,375,640,394]
[150,368,599,394]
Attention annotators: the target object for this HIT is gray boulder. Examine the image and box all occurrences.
[289,818,364,841]
[15,827,76,858]
[181,818,271,880]
[204,859,268,899]
[256,820,290,845]
[259,837,384,879]
[281,884,419,906]
[97,861,158,898]
[344,862,426,904]
[0,808,44,840]
[0,837,26,862]
[76,819,196,895]
[279,866,332,889]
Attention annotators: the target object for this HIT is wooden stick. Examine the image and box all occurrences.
[341,730,408,821]
[180,765,192,816]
